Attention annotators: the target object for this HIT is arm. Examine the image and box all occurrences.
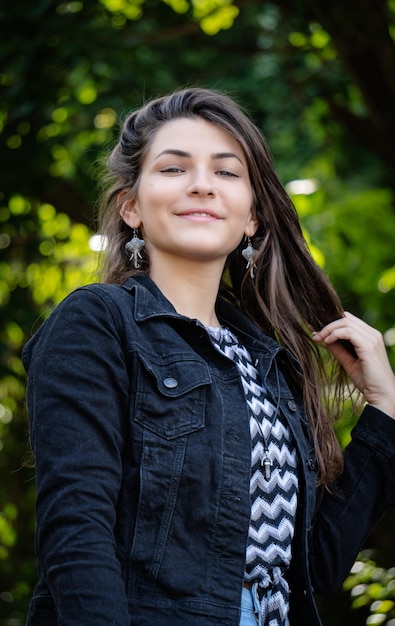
[24,287,131,624]
[309,404,395,593]
[312,311,395,419]
[310,313,395,593]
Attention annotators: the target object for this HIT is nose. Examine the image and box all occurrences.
[187,170,217,197]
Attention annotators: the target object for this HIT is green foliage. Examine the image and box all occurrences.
[344,552,395,625]
[99,0,240,33]
[291,184,395,369]
[0,194,96,622]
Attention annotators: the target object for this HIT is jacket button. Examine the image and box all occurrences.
[287,400,297,411]
[163,377,178,389]
[307,458,316,471]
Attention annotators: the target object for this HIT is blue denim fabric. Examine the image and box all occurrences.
[22,275,395,626]
[239,585,261,626]
[239,585,291,626]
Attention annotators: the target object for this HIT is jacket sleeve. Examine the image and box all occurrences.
[23,287,131,625]
[309,405,395,594]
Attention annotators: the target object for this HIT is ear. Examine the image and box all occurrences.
[244,213,259,238]
[119,192,142,229]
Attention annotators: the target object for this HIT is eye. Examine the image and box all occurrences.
[216,169,239,178]
[160,166,185,174]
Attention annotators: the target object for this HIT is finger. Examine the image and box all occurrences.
[312,313,382,354]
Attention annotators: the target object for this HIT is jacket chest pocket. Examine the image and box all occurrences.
[134,355,211,439]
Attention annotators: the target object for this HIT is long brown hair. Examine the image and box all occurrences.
[97,87,348,488]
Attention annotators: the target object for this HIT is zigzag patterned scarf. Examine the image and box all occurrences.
[207,327,298,626]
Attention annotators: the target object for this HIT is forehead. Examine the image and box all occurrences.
[146,117,246,160]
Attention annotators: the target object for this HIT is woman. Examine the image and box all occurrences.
[23,87,395,626]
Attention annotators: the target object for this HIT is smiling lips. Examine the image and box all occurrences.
[177,209,221,221]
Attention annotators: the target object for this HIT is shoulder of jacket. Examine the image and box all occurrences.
[73,282,136,306]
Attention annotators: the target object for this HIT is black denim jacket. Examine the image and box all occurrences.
[23,275,395,625]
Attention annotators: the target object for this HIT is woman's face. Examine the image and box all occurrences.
[121,117,257,271]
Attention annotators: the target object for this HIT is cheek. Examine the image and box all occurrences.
[138,207,170,243]
[141,184,173,212]
[239,194,254,223]
[237,184,253,209]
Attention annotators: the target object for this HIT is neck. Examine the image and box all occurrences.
[149,256,224,328]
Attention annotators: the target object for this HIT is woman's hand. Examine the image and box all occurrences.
[312,312,395,419]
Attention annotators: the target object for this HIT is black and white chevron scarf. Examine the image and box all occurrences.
[207,326,298,626]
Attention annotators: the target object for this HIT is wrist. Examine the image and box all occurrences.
[369,396,395,420]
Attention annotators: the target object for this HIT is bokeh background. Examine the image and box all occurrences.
[1,0,395,624]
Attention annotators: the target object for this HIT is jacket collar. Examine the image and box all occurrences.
[122,275,178,320]
[121,275,287,358]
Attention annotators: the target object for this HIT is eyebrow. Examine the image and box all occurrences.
[155,149,243,164]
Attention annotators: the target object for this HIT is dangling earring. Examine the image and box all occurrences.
[125,229,145,269]
[242,237,258,278]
